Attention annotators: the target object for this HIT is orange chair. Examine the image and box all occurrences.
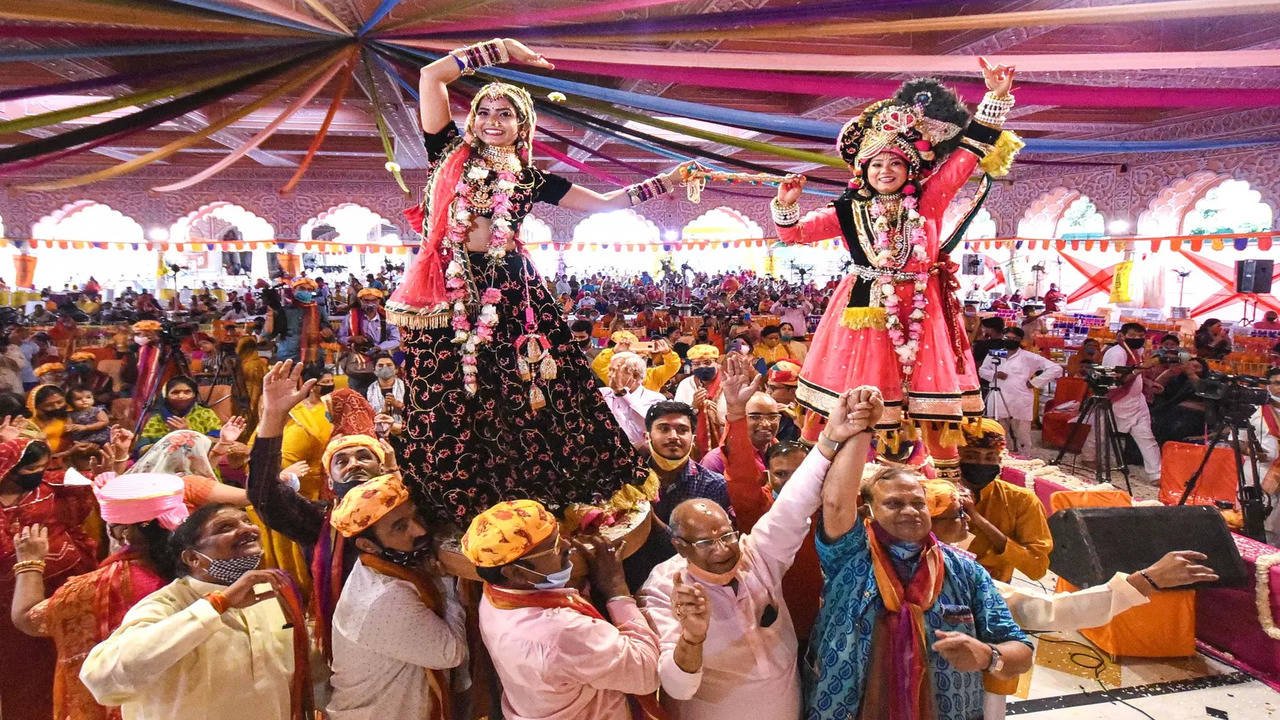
[1049,489,1196,658]
[1158,441,1240,508]
[1041,377,1088,449]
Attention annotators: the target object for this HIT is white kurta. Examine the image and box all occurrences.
[637,446,831,720]
[80,577,294,720]
[978,350,1064,421]
[674,376,728,420]
[600,385,667,447]
[1101,344,1149,431]
[328,558,468,720]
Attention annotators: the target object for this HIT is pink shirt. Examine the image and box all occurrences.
[478,590,660,720]
[638,447,831,720]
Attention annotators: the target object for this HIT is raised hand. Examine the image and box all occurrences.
[1140,550,1219,590]
[14,524,49,563]
[979,57,1015,97]
[108,425,134,459]
[165,415,190,431]
[261,360,317,423]
[570,534,628,598]
[672,572,710,643]
[220,416,247,444]
[503,39,554,69]
[0,416,22,444]
[776,174,807,206]
[722,353,761,418]
[279,461,309,485]
[221,569,286,609]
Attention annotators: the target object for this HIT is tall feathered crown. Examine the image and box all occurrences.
[838,78,971,188]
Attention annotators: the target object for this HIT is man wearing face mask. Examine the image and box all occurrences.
[956,419,1052,584]
[569,319,601,363]
[977,326,1063,454]
[675,345,728,459]
[122,320,165,424]
[638,388,874,720]
[247,365,394,660]
[277,278,328,364]
[1250,367,1280,544]
[327,473,467,720]
[462,500,660,720]
[1099,322,1163,482]
[339,287,401,354]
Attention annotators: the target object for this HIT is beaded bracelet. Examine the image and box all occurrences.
[625,175,674,207]
[450,38,509,76]
[771,198,801,227]
[974,92,1016,128]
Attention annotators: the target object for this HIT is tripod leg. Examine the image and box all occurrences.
[1177,422,1231,506]
[1104,407,1132,495]
[1053,396,1094,466]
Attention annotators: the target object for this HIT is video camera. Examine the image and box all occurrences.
[1084,364,1135,395]
[1195,372,1269,421]
[1155,349,1192,364]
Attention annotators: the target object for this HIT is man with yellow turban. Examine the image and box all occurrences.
[462,499,660,720]
[248,364,395,660]
[674,344,727,459]
[327,473,466,720]
[590,330,681,392]
[957,419,1052,585]
[340,286,401,355]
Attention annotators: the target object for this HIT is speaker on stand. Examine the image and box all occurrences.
[1235,259,1274,325]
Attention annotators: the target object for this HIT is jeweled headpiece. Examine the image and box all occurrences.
[466,82,537,165]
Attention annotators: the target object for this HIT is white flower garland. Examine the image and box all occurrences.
[1255,552,1280,640]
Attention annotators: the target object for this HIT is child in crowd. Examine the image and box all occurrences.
[65,386,112,445]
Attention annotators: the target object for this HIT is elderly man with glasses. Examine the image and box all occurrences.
[638,387,880,720]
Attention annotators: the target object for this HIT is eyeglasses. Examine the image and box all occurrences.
[520,535,563,562]
[747,413,782,423]
[935,509,968,522]
[678,530,741,551]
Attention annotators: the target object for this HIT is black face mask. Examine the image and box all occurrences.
[376,539,434,568]
[43,407,69,419]
[961,463,1001,491]
[692,366,718,382]
[316,384,335,396]
[332,478,364,500]
[10,471,43,491]
[1002,339,1022,351]
[1124,338,1146,350]
[67,363,91,375]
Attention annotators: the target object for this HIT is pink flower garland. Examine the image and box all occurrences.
[444,155,522,394]
[870,192,929,386]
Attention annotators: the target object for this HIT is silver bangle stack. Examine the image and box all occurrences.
[771,198,801,227]
[450,38,510,76]
[625,175,673,206]
[974,92,1016,128]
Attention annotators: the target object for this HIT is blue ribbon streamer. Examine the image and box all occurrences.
[165,0,345,35]
[0,39,306,62]
[359,0,405,36]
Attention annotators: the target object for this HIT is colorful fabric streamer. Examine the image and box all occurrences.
[0,38,307,63]
[385,0,695,36]
[153,47,355,191]
[164,0,340,35]
[359,54,411,194]
[359,0,406,35]
[0,1,310,35]
[281,54,357,194]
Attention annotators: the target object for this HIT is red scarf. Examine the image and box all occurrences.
[1262,403,1279,440]
[694,374,725,459]
[296,301,321,364]
[131,343,161,428]
[393,143,472,311]
[482,585,669,720]
[862,519,946,720]
[94,549,166,641]
[363,554,451,720]
[308,517,345,663]
[347,306,387,344]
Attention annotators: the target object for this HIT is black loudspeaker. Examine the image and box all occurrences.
[961,254,984,276]
[1047,505,1247,589]
[1235,259,1274,294]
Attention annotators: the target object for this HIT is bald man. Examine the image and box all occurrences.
[699,391,780,475]
[638,388,878,720]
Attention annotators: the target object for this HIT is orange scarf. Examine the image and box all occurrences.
[482,585,669,720]
[362,554,451,720]
[862,519,946,720]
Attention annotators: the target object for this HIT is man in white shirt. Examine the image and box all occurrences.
[1250,367,1280,543]
[327,473,467,720]
[978,327,1063,454]
[1098,322,1163,481]
[600,351,666,447]
[638,388,879,720]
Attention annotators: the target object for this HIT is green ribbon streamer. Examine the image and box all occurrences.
[360,51,411,193]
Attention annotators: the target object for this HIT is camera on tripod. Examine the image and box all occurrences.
[1155,348,1191,364]
[1084,364,1134,395]
[157,317,200,348]
[1195,372,1269,419]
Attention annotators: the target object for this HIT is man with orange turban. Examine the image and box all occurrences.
[327,473,466,720]
[462,499,660,720]
[339,287,401,354]
[674,344,726,459]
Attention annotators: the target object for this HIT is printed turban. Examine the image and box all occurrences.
[329,388,377,437]
[330,474,409,538]
[686,344,720,361]
[767,360,801,387]
[34,363,65,376]
[610,330,638,346]
[461,499,559,568]
[291,277,318,291]
[94,472,189,531]
[69,351,96,363]
[356,287,384,301]
[959,418,1006,465]
[922,479,960,518]
[321,434,386,475]
[132,320,162,333]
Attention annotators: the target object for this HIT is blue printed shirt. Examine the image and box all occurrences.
[806,522,1031,720]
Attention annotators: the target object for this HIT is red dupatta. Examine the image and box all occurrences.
[693,374,724,459]
[392,143,472,317]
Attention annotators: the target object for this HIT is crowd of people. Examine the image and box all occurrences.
[1,35,1275,720]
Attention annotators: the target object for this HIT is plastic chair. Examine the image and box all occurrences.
[1041,377,1088,449]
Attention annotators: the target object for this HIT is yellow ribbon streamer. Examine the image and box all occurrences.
[18,50,344,192]
[294,0,354,35]
[153,48,355,192]
[0,0,310,35]
[0,56,290,135]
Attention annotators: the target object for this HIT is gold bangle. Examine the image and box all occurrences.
[13,560,46,575]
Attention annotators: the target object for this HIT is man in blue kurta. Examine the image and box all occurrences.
[807,387,1033,720]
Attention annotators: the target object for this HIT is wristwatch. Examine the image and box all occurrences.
[986,644,1004,673]
[817,433,841,455]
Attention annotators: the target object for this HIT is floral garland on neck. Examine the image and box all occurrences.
[443,142,522,394]
[869,187,929,384]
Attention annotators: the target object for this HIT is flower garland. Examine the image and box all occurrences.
[1255,552,1280,640]
[443,145,522,394]
[869,190,928,383]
